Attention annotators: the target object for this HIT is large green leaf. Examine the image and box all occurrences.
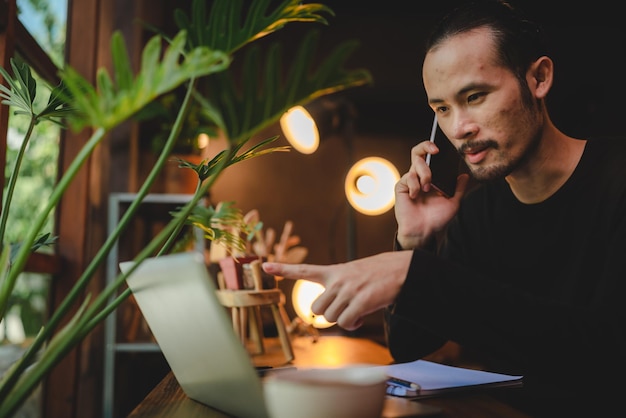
[0,58,36,118]
[174,0,334,54]
[60,30,231,131]
[199,30,372,143]
[143,0,369,150]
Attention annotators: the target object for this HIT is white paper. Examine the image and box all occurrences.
[380,359,523,393]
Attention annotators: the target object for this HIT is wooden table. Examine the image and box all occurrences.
[127,336,531,418]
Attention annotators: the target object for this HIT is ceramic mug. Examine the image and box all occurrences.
[263,364,388,418]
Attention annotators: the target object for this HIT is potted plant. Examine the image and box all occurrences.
[0,0,372,416]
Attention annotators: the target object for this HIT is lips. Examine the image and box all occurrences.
[463,146,490,164]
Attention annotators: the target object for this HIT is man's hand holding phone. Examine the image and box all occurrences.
[393,115,470,250]
[426,115,466,198]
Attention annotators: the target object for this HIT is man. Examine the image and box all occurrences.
[264,0,626,415]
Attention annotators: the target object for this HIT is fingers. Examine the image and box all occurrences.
[264,253,410,331]
[263,261,364,328]
[263,262,363,330]
[261,262,326,285]
[310,290,340,321]
[328,304,364,331]
[309,277,372,331]
[399,141,438,198]
[312,292,363,331]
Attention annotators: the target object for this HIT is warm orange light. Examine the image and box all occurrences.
[279,106,320,154]
[291,279,335,329]
[197,133,210,149]
[345,157,400,215]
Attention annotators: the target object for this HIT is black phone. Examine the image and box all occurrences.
[425,115,464,198]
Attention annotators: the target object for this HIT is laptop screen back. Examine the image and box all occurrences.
[121,251,269,418]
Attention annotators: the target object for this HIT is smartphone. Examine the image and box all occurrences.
[425,115,464,198]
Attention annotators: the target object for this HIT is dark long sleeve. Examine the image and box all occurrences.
[384,137,626,414]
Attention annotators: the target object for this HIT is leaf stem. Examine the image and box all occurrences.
[0,117,36,249]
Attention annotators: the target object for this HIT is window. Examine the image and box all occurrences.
[17,0,67,66]
[1,0,66,343]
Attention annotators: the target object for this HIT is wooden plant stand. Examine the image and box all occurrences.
[215,260,294,363]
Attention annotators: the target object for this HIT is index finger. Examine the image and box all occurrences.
[262,262,327,285]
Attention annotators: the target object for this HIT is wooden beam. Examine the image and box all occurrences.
[41,0,100,416]
[14,20,60,85]
[24,252,62,275]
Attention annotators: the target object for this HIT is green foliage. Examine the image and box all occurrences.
[176,0,372,144]
[141,0,371,152]
[60,31,231,132]
[200,30,371,143]
[184,201,252,255]
[4,114,59,245]
[0,59,36,118]
[173,0,334,53]
[0,0,373,416]
[0,59,66,258]
[174,135,290,182]
[0,58,71,125]
[135,90,221,154]
[1,59,61,351]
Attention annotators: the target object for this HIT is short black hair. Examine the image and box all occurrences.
[426,0,547,89]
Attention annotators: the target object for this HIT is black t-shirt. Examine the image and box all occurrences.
[386,137,626,416]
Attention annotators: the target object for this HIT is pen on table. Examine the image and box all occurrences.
[387,377,420,390]
[385,384,419,397]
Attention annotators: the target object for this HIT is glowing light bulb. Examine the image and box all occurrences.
[280,106,320,154]
[291,279,335,329]
[345,157,400,215]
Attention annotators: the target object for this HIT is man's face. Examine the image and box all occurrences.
[422,27,543,182]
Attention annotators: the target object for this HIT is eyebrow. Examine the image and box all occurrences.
[428,83,492,106]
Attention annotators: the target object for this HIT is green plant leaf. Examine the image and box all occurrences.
[181,201,253,254]
[110,31,134,91]
[37,81,75,126]
[199,30,372,143]
[0,296,91,418]
[173,0,333,54]
[9,233,57,264]
[0,58,36,118]
[0,0,374,414]
[174,134,289,183]
[0,244,11,314]
[59,30,231,131]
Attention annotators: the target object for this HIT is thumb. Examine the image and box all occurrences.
[453,173,471,198]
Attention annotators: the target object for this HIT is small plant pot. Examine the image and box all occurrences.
[218,256,260,290]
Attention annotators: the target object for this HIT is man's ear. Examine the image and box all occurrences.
[527,56,553,99]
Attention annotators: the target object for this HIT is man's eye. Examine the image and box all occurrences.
[467,92,485,103]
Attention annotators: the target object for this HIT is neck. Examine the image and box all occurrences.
[505,126,586,204]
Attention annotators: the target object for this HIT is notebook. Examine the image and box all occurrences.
[121,251,442,418]
[381,359,523,398]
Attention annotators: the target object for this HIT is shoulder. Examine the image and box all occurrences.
[583,136,626,158]
[579,137,626,176]
[575,137,626,199]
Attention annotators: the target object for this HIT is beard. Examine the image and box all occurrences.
[470,158,513,182]
[465,101,544,183]
[457,139,511,182]
[464,127,542,183]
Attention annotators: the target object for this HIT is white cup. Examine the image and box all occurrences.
[263,364,388,418]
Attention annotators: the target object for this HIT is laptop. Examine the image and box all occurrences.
[121,251,441,418]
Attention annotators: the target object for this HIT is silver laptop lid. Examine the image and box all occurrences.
[121,251,269,418]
